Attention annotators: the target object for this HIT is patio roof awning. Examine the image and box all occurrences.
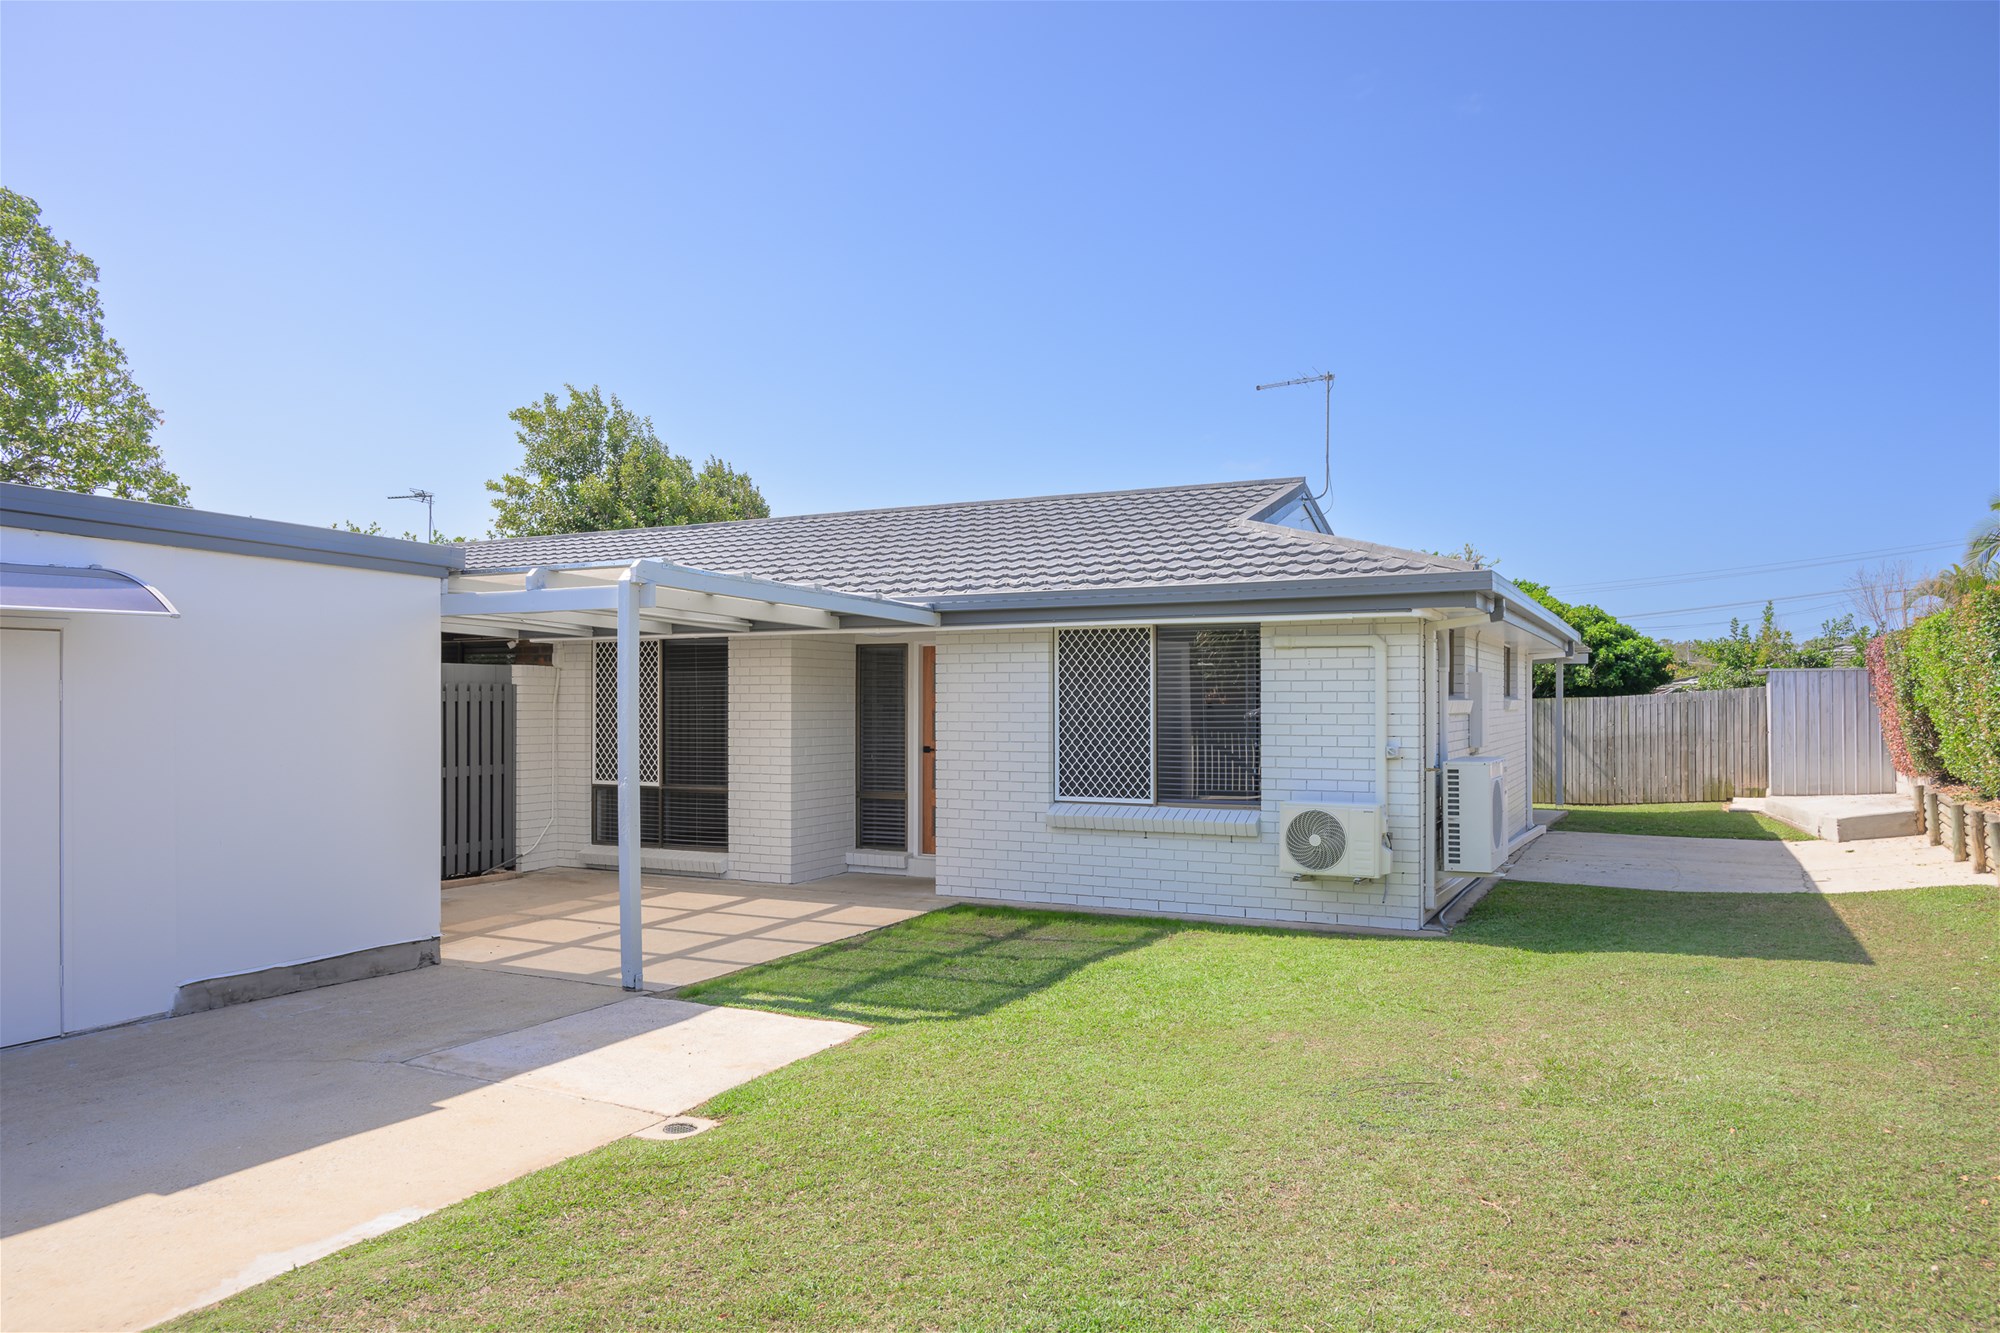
[0,562,178,617]
[441,558,937,993]
[440,557,939,639]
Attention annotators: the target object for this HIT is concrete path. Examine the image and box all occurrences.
[0,966,864,1332]
[1507,828,1984,894]
[444,867,952,988]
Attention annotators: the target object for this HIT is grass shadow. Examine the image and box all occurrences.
[1462,879,1875,964]
[677,904,1177,1024]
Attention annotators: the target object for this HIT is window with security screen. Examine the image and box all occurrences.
[1057,625,1261,805]
[592,639,728,849]
[1056,627,1155,801]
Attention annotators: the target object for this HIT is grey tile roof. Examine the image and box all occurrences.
[458,477,1474,603]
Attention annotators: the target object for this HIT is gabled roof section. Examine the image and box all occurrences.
[459,478,1475,601]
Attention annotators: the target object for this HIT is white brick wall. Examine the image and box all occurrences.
[506,615,1539,912]
[509,664,560,871]
[728,636,860,884]
[782,637,857,883]
[934,620,1432,931]
[1442,629,1533,842]
[511,644,595,873]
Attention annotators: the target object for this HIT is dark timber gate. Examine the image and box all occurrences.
[442,664,515,878]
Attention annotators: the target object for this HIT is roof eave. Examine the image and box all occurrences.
[0,483,464,578]
[928,569,1583,650]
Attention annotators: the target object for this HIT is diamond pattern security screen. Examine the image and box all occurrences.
[1056,627,1155,802]
[592,639,728,849]
[592,640,661,784]
[1155,625,1260,803]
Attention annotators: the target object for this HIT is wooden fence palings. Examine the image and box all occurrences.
[1533,688,1768,804]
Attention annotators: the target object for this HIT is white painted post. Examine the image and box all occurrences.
[615,572,644,991]
[1554,661,1566,808]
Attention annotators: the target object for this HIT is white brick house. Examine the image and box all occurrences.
[452,478,1584,947]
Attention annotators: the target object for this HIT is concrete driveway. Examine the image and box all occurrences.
[0,965,863,1332]
[1507,828,1976,893]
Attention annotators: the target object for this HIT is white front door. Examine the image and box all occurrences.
[1,627,63,1046]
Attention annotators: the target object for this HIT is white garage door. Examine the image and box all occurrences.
[2,627,62,1046]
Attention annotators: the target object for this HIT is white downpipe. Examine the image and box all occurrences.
[615,570,644,990]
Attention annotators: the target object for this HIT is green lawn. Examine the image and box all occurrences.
[1540,801,1815,841]
[174,886,1996,1332]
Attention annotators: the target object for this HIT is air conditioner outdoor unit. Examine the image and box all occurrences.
[1442,756,1507,875]
[1278,797,1386,879]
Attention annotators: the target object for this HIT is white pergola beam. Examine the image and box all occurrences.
[648,584,838,631]
[630,558,939,627]
[441,586,628,617]
[440,613,605,638]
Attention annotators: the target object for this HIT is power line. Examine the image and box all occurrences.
[1555,539,1955,596]
[1619,584,1918,622]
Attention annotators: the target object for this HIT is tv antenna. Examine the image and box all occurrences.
[1254,371,1335,502]
[388,488,436,542]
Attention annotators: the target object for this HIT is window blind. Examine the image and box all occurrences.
[855,644,909,849]
[1155,625,1260,803]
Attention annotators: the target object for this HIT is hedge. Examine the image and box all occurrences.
[1886,590,2000,799]
[1866,635,1914,777]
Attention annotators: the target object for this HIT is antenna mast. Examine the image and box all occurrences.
[1254,372,1336,502]
[388,488,436,543]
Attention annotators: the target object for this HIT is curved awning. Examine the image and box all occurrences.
[0,563,178,617]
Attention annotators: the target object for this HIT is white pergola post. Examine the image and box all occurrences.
[615,571,644,990]
[1553,659,1566,808]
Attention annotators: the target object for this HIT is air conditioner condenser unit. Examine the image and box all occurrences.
[1442,756,1507,875]
[1278,797,1387,879]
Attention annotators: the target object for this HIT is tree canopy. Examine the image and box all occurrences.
[1512,579,1676,697]
[486,385,768,537]
[0,188,187,504]
[1689,604,1872,690]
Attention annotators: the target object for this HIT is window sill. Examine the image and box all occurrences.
[1045,803,1264,838]
[582,846,728,876]
[1448,698,1474,715]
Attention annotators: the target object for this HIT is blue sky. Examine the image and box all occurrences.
[4,2,1994,637]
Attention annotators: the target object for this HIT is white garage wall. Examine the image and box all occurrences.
[1,527,442,1033]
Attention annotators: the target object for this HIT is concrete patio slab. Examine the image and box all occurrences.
[412,996,866,1118]
[0,964,866,1332]
[1733,794,1922,842]
[443,867,954,989]
[1505,828,1977,894]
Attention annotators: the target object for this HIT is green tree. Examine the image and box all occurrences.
[486,384,768,537]
[1689,604,1873,690]
[333,520,468,544]
[0,188,187,504]
[1513,580,1676,697]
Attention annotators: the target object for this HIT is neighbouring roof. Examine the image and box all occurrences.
[0,483,464,579]
[460,478,1477,601]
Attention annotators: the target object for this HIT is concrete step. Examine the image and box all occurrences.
[1734,794,1921,842]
